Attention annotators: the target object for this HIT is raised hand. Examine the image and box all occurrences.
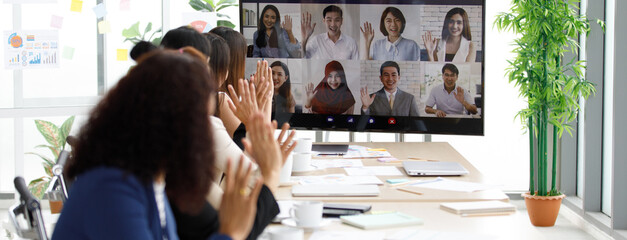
[282,15,293,33]
[360,85,375,110]
[453,86,465,104]
[304,82,317,108]
[227,79,260,127]
[241,113,283,193]
[422,31,438,61]
[218,157,263,240]
[360,21,374,45]
[301,12,316,41]
[273,120,296,165]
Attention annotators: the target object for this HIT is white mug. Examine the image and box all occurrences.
[279,153,293,183]
[293,138,313,153]
[289,201,323,228]
[268,226,304,240]
[291,152,312,172]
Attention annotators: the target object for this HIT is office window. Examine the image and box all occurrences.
[19,3,98,101]
[105,0,162,89]
[1,6,14,108]
[0,120,15,192]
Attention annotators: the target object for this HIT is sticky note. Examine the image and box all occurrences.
[98,21,111,34]
[50,15,64,29]
[120,0,130,11]
[70,0,83,12]
[92,3,108,18]
[62,46,75,60]
[117,49,128,61]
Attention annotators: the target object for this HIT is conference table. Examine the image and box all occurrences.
[264,142,532,240]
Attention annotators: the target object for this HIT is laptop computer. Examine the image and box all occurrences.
[402,161,469,176]
[291,184,380,197]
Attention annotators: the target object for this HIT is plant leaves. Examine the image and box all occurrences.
[34,144,59,158]
[35,120,61,150]
[122,21,141,38]
[152,37,162,46]
[217,20,235,29]
[59,116,75,151]
[216,3,237,12]
[28,177,50,199]
[190,0,212,11]
[144,22,153,34]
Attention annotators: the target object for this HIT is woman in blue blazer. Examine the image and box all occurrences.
[52,48,267,240]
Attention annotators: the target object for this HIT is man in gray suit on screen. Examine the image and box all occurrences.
[360,61,419,116]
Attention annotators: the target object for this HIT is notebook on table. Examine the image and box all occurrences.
[440,201,516,216]
[340,212,423,229]
[402,161,469,176]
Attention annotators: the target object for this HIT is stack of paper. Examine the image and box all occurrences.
[340,212,423,229]
[440,201,516,216]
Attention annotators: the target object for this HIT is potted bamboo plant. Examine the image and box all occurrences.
[495,0,601,226]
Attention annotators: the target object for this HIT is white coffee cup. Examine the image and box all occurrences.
[293,138,313,153]
[268,226,304,240]
[291,152,312,172]
[289,201,323,228]
[279,153,293,183]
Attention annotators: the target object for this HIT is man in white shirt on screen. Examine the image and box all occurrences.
[425,63,478,117]
[301,5,359,60]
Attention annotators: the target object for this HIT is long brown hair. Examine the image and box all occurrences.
[65,48,216,214]
[270,61,294,110]
[441,7,472,41]
[210,27,247,93]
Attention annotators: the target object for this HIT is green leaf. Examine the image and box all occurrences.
[216,3,237,12]
[152,37,162,46]
[217,20,235,29]
[190,0,212,11]
[59,116,75,150]
[144,22,153,35]
[34,145,59,158]
[28,177,50,199]
[216,13,231,19]
[122,22,142,38]
[35,120,62,150]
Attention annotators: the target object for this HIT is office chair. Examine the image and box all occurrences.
[45,150,70,201]
[9,176,49,240]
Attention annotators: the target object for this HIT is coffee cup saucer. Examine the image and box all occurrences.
[280,218,332,231]
[291,165,318,173]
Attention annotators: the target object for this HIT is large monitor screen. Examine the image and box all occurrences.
[240,0,484,135]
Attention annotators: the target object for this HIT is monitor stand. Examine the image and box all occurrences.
[312,144,349,155]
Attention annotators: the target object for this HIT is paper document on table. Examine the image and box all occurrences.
[309,231,385,240]
[311,159,364,169]
[404,177,495,192]
[342,145,392,158]
[386,229,496,240]
[344,166,403,176]
[293,174,383,185]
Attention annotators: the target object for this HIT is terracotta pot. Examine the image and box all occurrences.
[522,192,565,226]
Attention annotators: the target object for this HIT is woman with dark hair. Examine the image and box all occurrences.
[51,48,263,240]
[304,60,355,114]
[253,5,301,58]
[270,61,295,113]
[161,26,212,56]
[423,7,476,62]
[361,7,420,61]
[210,27,248,94]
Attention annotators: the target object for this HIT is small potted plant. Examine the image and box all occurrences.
[26,116,74,200]
[495,0,601,226]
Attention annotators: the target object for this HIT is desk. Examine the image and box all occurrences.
[276,142,508,202]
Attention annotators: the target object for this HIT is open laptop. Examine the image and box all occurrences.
[292,184,380,197]
[402,161,469,176]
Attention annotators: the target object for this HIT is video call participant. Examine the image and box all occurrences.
[360,61,419,116]
[425,63,477,117]
[271,61,296,113]
[304,60,355,114]
[361,7,420,61]
[253,5,301,58]
[301,5,359,59]
[423,7,476,62]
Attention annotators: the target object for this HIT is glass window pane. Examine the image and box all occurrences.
[0,119,15,192]
[105,0,162,89]
[1,5,14,108]
[20,3,98,100]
